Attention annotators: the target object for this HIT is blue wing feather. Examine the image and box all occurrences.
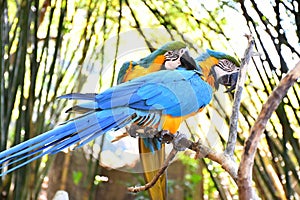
[94,70,212,116]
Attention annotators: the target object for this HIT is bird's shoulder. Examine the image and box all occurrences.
[101,70,204,99]
[117,53,166,83]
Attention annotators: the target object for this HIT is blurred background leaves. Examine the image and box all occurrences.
[0,0,299,199]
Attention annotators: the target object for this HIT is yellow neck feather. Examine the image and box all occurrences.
[198,57,219,89]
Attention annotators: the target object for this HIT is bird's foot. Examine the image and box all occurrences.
[126,124,140,138]
[156,130,190,151]
[172,131,191,151]
[125,125,190,151]
[126,124,158,138]
[143,127,159,138]
[159,130,174,144]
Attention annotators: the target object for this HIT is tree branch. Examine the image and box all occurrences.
[238,61,300,199]
[128,136,239,192]
[191,140,238,182]
[128,148,178,193]
[225,34,255,157]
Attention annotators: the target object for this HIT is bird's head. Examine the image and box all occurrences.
[154,41,200,71]
[196,49,240,92]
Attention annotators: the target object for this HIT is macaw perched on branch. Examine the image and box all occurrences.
[117,43,240,199]
[117,41,200,200]
[0,70,210,174]
[0,41,239,200]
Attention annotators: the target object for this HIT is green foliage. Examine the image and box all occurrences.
[72,170,83,185]
[178,154,202,199]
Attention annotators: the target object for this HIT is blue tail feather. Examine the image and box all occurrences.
[0,108,136,176]
[0,112,106,165]
[58,93,97,100]
[75,113,132,148]
[0,128,75,164]
[0,123,76,161]
[142,138,162,153]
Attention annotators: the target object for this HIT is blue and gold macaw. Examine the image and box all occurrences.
[117,41,200,200]
[0,70,212,174]
[116,43,240,200]
[0,41,239,200]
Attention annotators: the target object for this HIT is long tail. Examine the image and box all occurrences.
[139,138,167,200]
[0,108,133,176]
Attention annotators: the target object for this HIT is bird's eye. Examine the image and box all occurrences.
[179,48,186,55]
[217,59,237,72]
[164,51,173,57]
[223,60,231,65]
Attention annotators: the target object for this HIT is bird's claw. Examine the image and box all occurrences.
[144,127,159,138]
[126,124,158,138]
[159,130,174,144]
[172,131,191,151]
[126,124,140,138]
[126,125,190,151]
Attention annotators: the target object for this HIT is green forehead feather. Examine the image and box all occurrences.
[207,49,240,67]
[137,41,186,68]
[160,41,187,52]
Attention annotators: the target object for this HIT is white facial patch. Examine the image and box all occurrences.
[164,59,181,70]
[164,47,189,70]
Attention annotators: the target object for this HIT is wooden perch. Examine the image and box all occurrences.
[225,34,255,157]
[238,61,300,199]
[190,140,238,182]
[128,148,178,193]
[128,137,239,193]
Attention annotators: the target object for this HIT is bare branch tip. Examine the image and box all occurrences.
[127,185,145,193]
[244,34,253,40]
[251,52,261,57]
[243,34,254,45]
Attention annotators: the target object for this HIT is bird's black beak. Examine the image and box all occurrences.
[180,51,200,71]
[217,72,239,92]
